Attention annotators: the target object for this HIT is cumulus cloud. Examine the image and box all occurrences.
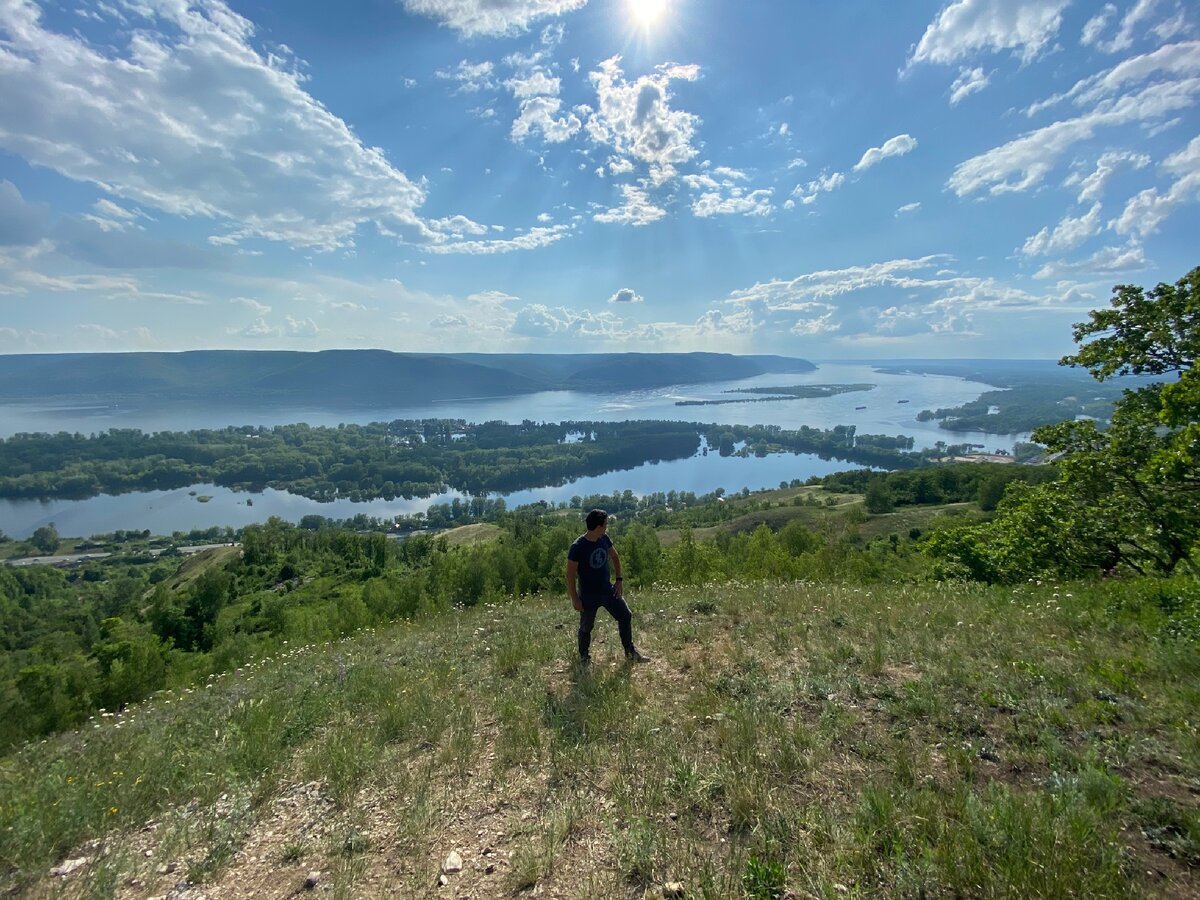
[511,95,583,143]
[593,184,667,226]
[0,1,431,251]
[853,134,918,171]
[511,303,647,339]
[400,0,588,37]
[585,56,702,177]
[608,287,643,303]
[906,0,1070,67]
[429,215,491,237]
[1111,134,1200,238]
[1033,243,1147,279]
[506,70,561,98]
[430,313,469,328]
[1020,202,1103,256]
[691,188,774,218]
[949,66,991,104]
[791,171,845,206]
[424,223,573,254]
[896,202,922,215]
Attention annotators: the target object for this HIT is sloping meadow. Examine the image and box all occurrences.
[3,577,1197,898]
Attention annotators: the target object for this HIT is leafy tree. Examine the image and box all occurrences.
[29,524,60,554]
[864,480,895,514]
[929,267,1199,580]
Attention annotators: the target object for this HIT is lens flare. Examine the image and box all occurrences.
[629,0,669,27]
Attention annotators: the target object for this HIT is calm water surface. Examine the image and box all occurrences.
[0,364,1025,538]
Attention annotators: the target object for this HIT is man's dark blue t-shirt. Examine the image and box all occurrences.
[568,532,614,600]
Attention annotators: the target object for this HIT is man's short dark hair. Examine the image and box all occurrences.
[585,508,609,530]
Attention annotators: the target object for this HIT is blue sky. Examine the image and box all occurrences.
[0,0,1197,359]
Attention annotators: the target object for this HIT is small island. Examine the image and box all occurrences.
[675,383,875,407]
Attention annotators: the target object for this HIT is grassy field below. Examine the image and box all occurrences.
[3,577,1198,898]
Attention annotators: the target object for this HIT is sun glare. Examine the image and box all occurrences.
[629,0,669,27]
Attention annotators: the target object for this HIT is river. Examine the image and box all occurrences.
[0,363,1026,538]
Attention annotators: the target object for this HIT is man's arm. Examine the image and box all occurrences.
[566,558,581,611]
[609,545,624,599]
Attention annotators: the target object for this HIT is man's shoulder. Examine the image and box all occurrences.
[567,534,591,557]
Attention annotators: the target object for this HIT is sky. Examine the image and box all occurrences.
[0,0,1197,360]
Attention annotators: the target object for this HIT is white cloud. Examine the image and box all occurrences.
[1111,134,1200,237]
[0,1,431,252]
[285,316,320,337]
[429,214,491,237]
[608,287,643,303]
[1065,150,1152,202]
[1092,0,1162,53]
[853,134,918,171]
[424,223,573,253]
[400,0,588,37]
[232,297,271,315]
[329,301,366,311]
[895,202,922,215]
[949,78,1200,195]
[906,0,1070,67]
[1081,3,1118,47]
[1020,202,1103,256]
[1026,40,1200,119]
[585,56,701,177]
[436,60,497,93]
[511,303,648,339]
[726,256,953,307]
[949,66,990,104]
[1033,243,1147,279]
[691,188,774,218]
[506,70,560,98]
[430,314,469,328]
[468,290,520,303]
[593,184,666,226]
[792,171,845,205]
[788,158,808,169]
[76,323,120,342]
[511,95,582,143]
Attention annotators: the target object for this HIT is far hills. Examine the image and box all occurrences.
[0,350,815,406]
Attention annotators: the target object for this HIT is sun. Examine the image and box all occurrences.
[629,0,669,27]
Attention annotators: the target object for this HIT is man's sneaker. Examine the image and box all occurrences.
[625,649,650,663]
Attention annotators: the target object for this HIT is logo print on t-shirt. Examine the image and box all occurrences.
[589,547,608,569]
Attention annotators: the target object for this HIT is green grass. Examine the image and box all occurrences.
[1,578,1197,897]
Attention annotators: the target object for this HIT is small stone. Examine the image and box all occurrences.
[485,864,496,875]
[664,881,685,897]
[438,874,449,887]
[443,850,464,873]
[305,871,320,889]
[51,857,89,877]
[834,884,849,895]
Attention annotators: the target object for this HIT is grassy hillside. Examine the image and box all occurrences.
[4,577,1196,898]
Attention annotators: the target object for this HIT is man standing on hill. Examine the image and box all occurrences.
[567,508,648,665]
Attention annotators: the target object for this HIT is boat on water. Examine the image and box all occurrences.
[855,405,866,410]
[897,399,910,404]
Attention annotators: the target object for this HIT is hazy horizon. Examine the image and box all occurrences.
[1,0,1197,359]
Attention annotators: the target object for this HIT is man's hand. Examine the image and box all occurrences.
[571,596,582,612]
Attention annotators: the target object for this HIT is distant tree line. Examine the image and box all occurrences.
[0,418,952,504]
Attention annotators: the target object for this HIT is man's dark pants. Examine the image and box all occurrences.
[578,589,633,660]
